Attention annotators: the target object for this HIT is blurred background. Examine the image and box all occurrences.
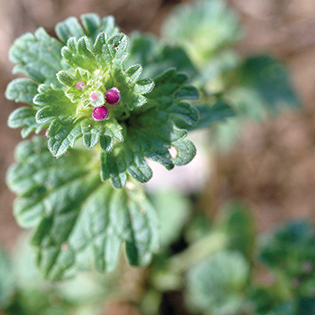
[2,0,315,314]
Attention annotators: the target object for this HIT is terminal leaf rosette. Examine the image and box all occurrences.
[6,13,199,189]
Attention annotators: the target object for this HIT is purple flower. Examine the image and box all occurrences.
[90,91,99,101]
[92,106,109,121]
[76,81,85,90]
[105,87,121,105]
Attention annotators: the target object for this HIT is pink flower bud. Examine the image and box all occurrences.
[76,81,85,90]
[92,106,109,121]
[105,87,121,105]
[90,91,99,101]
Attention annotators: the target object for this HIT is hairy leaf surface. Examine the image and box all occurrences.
[7,137,159,280]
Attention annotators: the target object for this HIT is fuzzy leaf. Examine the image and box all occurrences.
[237,55,300,111]
[55,14,119,45]
[9,28,63,85]
[8,107,47,138]
[186,250,249,315]
[176,100,236,131]
[7,137,159,280]
[100,69,198,188]
[128,32,199,79]
[5,78,38,105]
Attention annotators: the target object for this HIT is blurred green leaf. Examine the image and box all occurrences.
[185,215,212,244]
[186,250,249,315]
[260,221,315,297]
[216,200,256,259]
[127,32,199,80]
[214,57,301,154]
[233,55,300,111]
[150,189,191,248]
[9,28,62,86]
[55,14,119,45]
[299,298,315,315]
[175,100,236,131]
[0,248,15,310]
[162,0,241,66]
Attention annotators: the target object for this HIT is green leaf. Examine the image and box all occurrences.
[250,288,297,315]
[162,0,241,66]
[236,55,300,111]
[5,78,38,105]
[7,16,199,189]
[55,14,119,45]
[259,221,315,286]
[215,200,256,259]
[8,107,47,138]
[175,100,236,131]
[82,14,119,43]
[0,248,15,309]
[214,56,300,154]
[62,36,98,71]
[186,250,249,315]
[100,70,199,188]
[55,17,85,43]
[299,298,315,315]
[9,27,63,85]
[7,137,159,280]
[46,118,82,157]
[150,189,191,248]
[127,32,199,79]
[35,85,77,123]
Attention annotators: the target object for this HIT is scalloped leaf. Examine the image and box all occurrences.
[8,107,47,138]
[175,100,236,131]
[100,69,198,188]
[7,137,159,280]
[55,13,119,45]
[127,32,199,80]
[5,78,38,105]
[9,28,63,85]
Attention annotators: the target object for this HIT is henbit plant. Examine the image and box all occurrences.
[4,13,234,281]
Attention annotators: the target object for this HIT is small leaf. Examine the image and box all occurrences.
[150,189,191,248]
[8,107,47,138]
[35,85,77,123]
[127,32,199,79]
[62,36,98,71]
[9,27,63,85]
[0,248,15,309]
[7,137,159,280]
[215,200,256,259]
[82,13,119,43]
[5,78,38,105]
[176,100,236,131]
[237,55,300,111]
[56,14,119,45]
[186,250,249,315]
[55,16,85,43]
[162,0,241,66]
[46,118,82,157]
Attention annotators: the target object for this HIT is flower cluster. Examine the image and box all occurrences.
[6,13,199,189]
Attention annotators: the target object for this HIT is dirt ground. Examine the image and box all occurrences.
[1,0,315,248]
